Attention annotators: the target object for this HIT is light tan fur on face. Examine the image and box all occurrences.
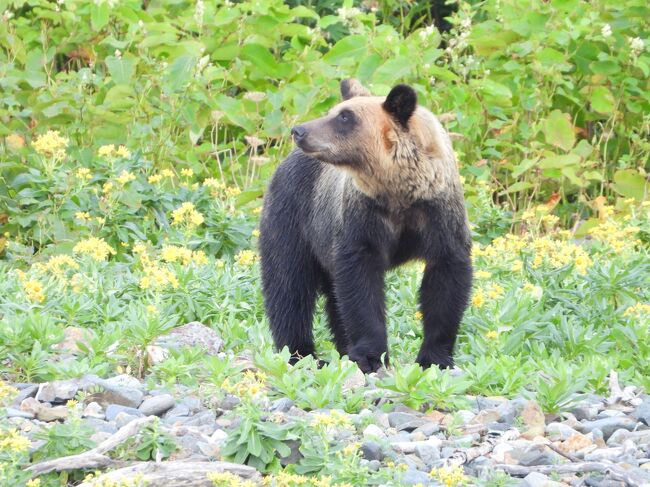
[329,97,461,207]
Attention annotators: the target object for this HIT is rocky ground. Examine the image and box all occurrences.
[3,325,650,486]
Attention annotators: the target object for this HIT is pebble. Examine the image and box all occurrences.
[105,404,143,422]
[37,405,68,422]
[546,422,580,441]
[83,402,105,420]
[401,467,431,486]
[35,380,79,403]
[520,401,546,439]
[579,416,638,440]
[523,472,564,487]
[361,440,384,461]
[396,419,430,432]
[632,397,650,425]
[392,437,442,454]
[414,442,440,467]
[363,424,386,439]
[138,394,175,416]
[388,412,419,428]
[270,398,294,413]
[6,407,34,419]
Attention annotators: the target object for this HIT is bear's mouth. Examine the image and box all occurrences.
[295,138,330,156]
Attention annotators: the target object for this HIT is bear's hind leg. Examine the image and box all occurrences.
[323,280,349,356]
[260,237,320,364]
[416,254,472,369]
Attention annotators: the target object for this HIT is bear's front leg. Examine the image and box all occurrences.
[417,252,472,369]
[334,246,389,373]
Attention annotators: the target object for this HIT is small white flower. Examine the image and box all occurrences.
[601,24,612,38]
[194,0,204,24]
[419,25,436,41]
[196,55,209,73]
[629,37,645,56]
[138,20,144,28]
[3,10,14,20]
[460,18,472,31]
[114,49,122,59]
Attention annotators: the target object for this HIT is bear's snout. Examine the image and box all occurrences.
[291,125,307,142]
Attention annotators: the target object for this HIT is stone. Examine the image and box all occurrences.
[597,409,626,419]
[401,468,431,486]
[182,410,216,428]
[211,429,228,444]
[83,402,105,419]
[35,380,79,403]
[115,412,141,428]
[146,345,169,366]
[90,432,112,444]
[413,422,440,437]
[218,395,240,411]
[6,407,34,419]
[518,444,564,467]
[523,472,564,487]
[414,442,440,467]
[410,431,426,442]
[105,404,144,422]
[631,398,650,425]
[492,443,515,463]
[569,404,599,421]
[13,384,38,405]
[424,410,446,425]
[83,375,144,409]
[361,441,384,461]
[343,367,365,391]
[102,374,143,391]
[53,326,91,354]
[83,418,118,434]
[37,405,68,422]
[388,412,419,429]
[579,417,638,440]
[560,433,593,454]
[363,424,386,439]
[520,401,546,439]
[20,397,42,416]
[270,398,294,413]
[164,404,191,420]
[472,409,501,425]
[280,439,302,467]
[139,394,175,416]
[396,419,430,432]
[546,422,580,441]
[584,446,634,462]
[156,321,223,356]
[391,437,442,454]
[497,398,527,424]
[368,460,381,472]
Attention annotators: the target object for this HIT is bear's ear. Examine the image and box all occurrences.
[382,84,417,128]
[340,78,371,100]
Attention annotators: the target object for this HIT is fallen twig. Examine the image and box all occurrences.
[443,429,520,467]
[27,416,157,476]
[495,462,650,487]
[77,461,260,487]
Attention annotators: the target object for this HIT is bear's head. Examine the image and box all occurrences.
[291,79,459,203]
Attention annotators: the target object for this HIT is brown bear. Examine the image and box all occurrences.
[259,79,472,373]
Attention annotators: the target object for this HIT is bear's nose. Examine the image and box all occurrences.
[291,125,306,141]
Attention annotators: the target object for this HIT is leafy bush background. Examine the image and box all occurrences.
[2,0,649,254]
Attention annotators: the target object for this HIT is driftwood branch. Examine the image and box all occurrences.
[78,461,260,487]
[495,462,650,487]
[27,416,157,475]
[443,429,520,467]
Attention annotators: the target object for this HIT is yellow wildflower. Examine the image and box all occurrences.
[252,206,263,215]
[523,282,543,300]
[171,202,205,228]
[224,186,241,198]
[43,255,79,277]
[73,237,116,261]
[342,442,360,456]
[486,283,504,300]
[181,168,194,177]
[23,280,45,303]
[252,229,261,238]
[0,381,19,403]
[139,265,178,290]
[117,170,136,185]
[116,145,131,158]
[414,310,423,321]
[511,260,523,272]
[76,167,92,180]
[32,130,68,159]
[146,304,158,315]
[66,399,78,408]
[75,211,91,221]
[475,270,491,279]
[161,169,174,178]
[148,174,163,184]
[430,465,466,486]
[624,303,650,317]
[133,242,147,254]
[215,259,225,269]
[485,330,499,340]
[102,181,114,195]
[235,249,257,266]
[471,289,485,308]
[98,144,115,157]
[208,471,256,487]
[0,429,31,453]
[26,479,41,487]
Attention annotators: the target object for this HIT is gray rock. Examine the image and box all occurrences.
[115,412,141,428]
[497,397,527,424]
[518,444,564,467]
[413,422,440,437]
[180,396,203,413]
[546,422,580,441]
[37,405,68,422]
[164,404,191,420]
[270,398,294,413]
[363,424,386,439]
[35,380,79,403]
[102,374,144,391]
[84,376,144,409]
[280,439,302,466]
[579,417,638,440]
[414,442,440,467]
[631,397,650,425]
[181,410,216,428]
[139,394,175,416]
[523,472,564,487]
[105,404,144,422]
[607,429,631,446]
[597,409,625,419]
[82,418,118,434]
[90,432,112,444]
[361,441,384,461]
[401,468,431,485]
[218,395,240,411]
[396,419,430,432]
[5,407,34,419]
[392,438,442,454]
[83,402,105,420]
[156,321,223,355]
[13,384,38,405]
[388,412,419,428]
[569,404,599,421]
[368,459,381,471]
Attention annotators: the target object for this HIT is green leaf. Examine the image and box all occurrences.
[591,60,620,75]
[590,86,615,114]
[373,58,412,85]
[322,35,367,65]
[543,110,575,151]
[611,169,647,200]
[105,56,136,84]
[499,181,533,194]
[91,2,110,31]
[538,154,580,169]
[165,55,197,92]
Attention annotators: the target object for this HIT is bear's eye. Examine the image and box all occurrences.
[338,111,351,123]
